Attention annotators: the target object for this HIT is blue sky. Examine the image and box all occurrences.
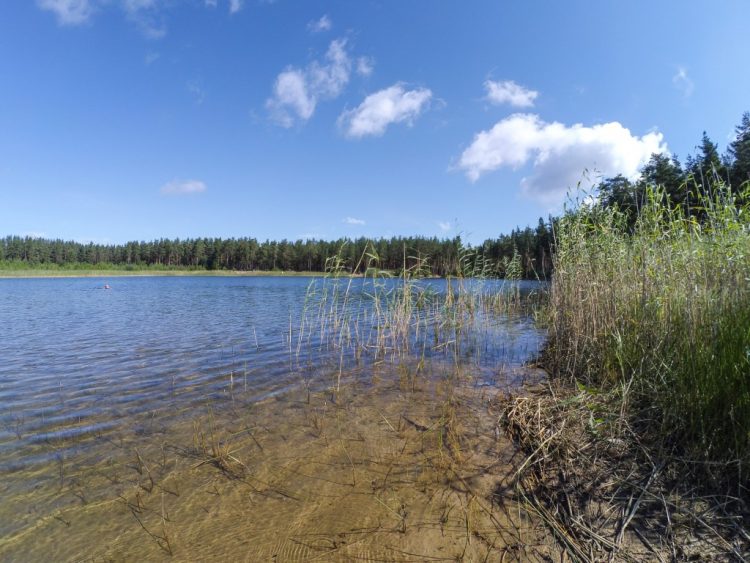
[1,1,748,245]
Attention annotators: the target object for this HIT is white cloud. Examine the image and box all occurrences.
[338,84,432,138]
[298,232,323,240]
[672,66,694,98]
[267,39,352,127]
[38,0,94,25]
[356,56,374,77]
[484,80,538,108]
[343,217,365,226]
[229,0,243,14]
[121,0,166,38]
[160,179,207,196]
[438,221,451,232]
[145,52,160,65]
[307,14,332,33]
[187,80,206,104]
[38,0,165,35]
[22,231,48,239]
[458,113,667,206]
[75,236,112,244]
[40,0,226,32]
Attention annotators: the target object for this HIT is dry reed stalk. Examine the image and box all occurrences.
[497,383,749,561]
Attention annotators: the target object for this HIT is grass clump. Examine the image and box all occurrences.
[546,182,750,495]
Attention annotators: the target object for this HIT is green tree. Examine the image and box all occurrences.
[728,112,750,190]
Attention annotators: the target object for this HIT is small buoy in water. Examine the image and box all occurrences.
[104,284,111,290]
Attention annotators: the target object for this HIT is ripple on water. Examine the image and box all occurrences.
[0,276,548,556]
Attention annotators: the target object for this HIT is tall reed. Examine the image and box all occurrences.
[293,242,538,384]
[546,182,750,493]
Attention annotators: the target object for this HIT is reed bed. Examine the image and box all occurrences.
[500,182,750,561]
[290,244,540,390]
[547,184,750,491]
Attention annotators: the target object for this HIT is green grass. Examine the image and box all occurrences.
[545,183,750,493]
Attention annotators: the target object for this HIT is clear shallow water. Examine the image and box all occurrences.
[0,275,544,473]
[0,276,551,558]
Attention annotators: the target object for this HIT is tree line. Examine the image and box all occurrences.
[0,228,554,279]
[3,112,748,279]
[596,111,750,221]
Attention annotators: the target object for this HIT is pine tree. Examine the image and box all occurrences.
[727,112,750,190]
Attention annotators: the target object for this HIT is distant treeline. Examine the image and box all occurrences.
[0,226,554,279]
[596,112,750,220]
[4,112,748,279]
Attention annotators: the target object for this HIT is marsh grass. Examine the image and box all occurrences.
[291,242,542,393]
[546,182,750,493]
[499,182,750,560]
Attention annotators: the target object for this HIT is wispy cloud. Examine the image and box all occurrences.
[160,179,207,196]
[229,0,243,14]
[298,232,323,240]
[122,0,166,38]
[438,221,451,232]
[187,80,206,105]
[21,231,48,239]
[672,66,694,98]
[266,39,352,127]
[75,236,112,244]
[37,0,94,25]
[144,52,160,65]
[343,217,365,226]
[338,83,432,138]
[356,56,374,77]
[307,14,331,33]
[38,0,215,34]
[484,80,538,108]
[458,113,666,206]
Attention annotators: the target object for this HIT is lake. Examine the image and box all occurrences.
[0,275,550,560]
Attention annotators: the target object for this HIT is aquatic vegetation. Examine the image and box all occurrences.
[293,241,543,389]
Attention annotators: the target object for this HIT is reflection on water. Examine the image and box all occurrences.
[0,276,551,560]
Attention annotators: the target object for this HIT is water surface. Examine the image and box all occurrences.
[0,276,549,560]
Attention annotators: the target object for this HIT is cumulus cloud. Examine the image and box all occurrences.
[343,217,365,226]
[266,39,352,127]
[307,14,331,33]
[672,66,694,98]
[160,179,207,196]
[458,113,667,206]
[38,0,94,25]
[356,56,374,77]
[338,84,432,138]
[484,80,538,108]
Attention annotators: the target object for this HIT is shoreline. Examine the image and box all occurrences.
[0,270,329,279]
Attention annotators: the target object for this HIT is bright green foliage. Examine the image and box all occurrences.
[548,183,750,492]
